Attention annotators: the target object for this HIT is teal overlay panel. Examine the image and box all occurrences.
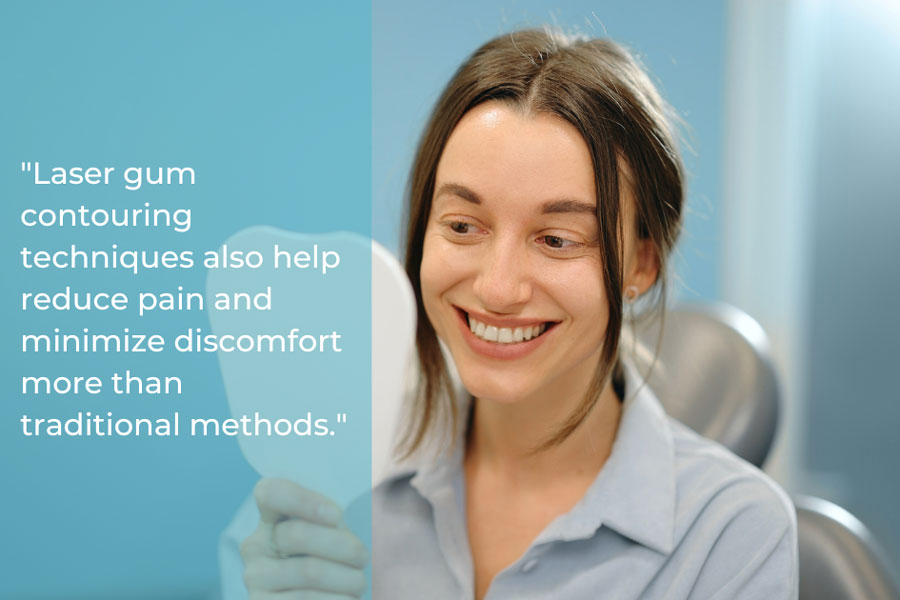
[207,227,372,508]
[0,2,372,598]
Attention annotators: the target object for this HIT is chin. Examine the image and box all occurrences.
[454,361,540,405]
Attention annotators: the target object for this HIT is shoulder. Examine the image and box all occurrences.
[373,470,425,514]
[372,467,438,538]
[667,418,798,598]
[669,417,795,531]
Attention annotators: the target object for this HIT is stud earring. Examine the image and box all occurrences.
[624,285,639,304]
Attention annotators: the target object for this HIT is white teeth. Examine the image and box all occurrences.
[466,315,549,344]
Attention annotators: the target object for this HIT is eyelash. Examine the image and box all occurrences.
[442,220,584,254]
[536,234,580,251]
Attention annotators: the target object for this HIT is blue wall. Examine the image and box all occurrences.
[801,0,900,563]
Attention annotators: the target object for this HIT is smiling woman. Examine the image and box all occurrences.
[227,28,798,600]
[386,29,796,600]
[420,103,635,414]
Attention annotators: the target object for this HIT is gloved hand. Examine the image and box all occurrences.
[241,478,368,599]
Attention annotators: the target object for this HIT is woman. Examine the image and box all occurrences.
[230,29,797,599]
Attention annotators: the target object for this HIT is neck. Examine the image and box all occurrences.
[465,378,622,483]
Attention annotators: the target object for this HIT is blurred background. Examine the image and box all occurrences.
[721,0,900,574]
[2,0,898,597]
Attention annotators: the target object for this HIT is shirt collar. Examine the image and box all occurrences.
[380,360,677,555]
[535,361,676,554]
[376,385,471,489]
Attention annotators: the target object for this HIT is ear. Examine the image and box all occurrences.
[625,238,660,298]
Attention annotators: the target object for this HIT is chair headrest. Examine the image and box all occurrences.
[628,303,780,467]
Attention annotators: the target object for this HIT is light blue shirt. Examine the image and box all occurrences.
[220,367,798,599]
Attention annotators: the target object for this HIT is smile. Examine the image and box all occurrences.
[453,307,558,359]
[467,316,548,344]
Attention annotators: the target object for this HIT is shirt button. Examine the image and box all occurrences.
[521,558,539,573]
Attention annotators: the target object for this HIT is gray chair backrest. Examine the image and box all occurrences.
[630,304,900,596]
[796,496,900,600]
[630,303,779,467]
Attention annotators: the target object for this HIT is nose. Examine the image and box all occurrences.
[472,237,533,312]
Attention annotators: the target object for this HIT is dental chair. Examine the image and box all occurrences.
[637,303,900,600]
[632,302,778,467]
[796,496,900,600]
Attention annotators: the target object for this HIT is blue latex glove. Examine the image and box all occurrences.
[241,478,369,599]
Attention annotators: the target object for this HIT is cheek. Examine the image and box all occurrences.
[419,234,442,299]
[557,266,610,335]
[585,296,611,337]
[419,234,460,325]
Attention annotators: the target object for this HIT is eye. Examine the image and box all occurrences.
[542,235,568,249]
[439,219,484,242]
[449,221,470,234]
[537,234,578,250]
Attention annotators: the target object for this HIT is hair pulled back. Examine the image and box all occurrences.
[401,29,684,456]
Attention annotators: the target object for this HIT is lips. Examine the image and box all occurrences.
[452,306,557,360]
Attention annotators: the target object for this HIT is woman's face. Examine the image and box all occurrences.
[420,101,646,406]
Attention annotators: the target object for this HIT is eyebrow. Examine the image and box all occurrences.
[434,182,596,215]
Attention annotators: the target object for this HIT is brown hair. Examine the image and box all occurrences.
[400,28,684,456]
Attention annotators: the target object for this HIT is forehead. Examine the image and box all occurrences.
[434,101,597,209]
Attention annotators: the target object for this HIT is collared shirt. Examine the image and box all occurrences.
[219,366,798,599]
[370,366,798,599]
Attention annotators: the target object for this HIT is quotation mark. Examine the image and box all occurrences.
[329,413,348,436]
[21,162,33,172]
